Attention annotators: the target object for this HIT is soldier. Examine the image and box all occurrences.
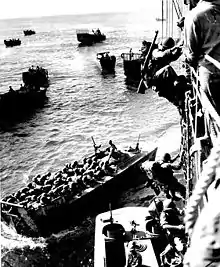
[184,0,220,115]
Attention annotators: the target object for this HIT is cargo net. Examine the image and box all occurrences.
[181,56,220,266]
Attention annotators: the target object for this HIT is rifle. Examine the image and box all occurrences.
[91,136,101,153]
[137,30,159,94]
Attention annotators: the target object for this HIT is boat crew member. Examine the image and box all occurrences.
[109,140,117,152]
[160,242,183,267]
[184,0,220,115]
[127,241,142,267]
[159,199,186,267]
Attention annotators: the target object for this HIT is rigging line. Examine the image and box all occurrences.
[205,261,215,267]
[172,0,181,19]
[171,0,174,37]
[174,0,182,18]
[170,0,172,36]
[162,0,164,39]
[166,0,169,37]
[205,54,220,70]
[175,0,183,17]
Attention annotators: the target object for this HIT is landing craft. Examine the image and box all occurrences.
[1,142,157,237]
[96,52,116,74]
[94,207,160,267]
[4,38,21,48]
[23,30,36,36]
[76,29,106,46]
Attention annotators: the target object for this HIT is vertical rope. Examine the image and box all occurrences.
[171,0,174,37]
[174,0,182,18]
[166,0,169,37]
[184,137,220,236]
[162,0,164,40]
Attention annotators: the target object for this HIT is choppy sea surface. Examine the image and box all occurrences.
[0,11,181,266]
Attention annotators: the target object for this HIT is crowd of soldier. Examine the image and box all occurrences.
[1,147,121,214]
[7,65,49,94]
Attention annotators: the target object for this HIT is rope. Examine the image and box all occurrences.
[171,0,174,37]
[172,0,181,19]
[166,0,169,37]
[174,0,182,18]
[162,0,164,39]
[184,136,220,235]
[205,54,220,70]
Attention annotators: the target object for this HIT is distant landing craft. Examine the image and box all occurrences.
[76,29,106,46]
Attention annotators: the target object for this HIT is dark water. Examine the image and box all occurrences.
[0,11,181,266]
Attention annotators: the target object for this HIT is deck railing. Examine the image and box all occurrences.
[121,52,142,61]
[76,29,90,34]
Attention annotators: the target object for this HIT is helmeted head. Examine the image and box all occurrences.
[163,153,171,162]
[151,162,161,174]
[161,37,175,50]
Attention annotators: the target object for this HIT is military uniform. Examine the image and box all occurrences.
[185,0,220,114]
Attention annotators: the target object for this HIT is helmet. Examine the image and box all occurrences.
[163,153,171,162]
[161,37,175,50]
[151,162,161,171]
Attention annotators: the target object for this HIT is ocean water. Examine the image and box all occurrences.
[0,11,181,266]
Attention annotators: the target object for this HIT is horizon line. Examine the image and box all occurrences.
[0,10,137,21]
